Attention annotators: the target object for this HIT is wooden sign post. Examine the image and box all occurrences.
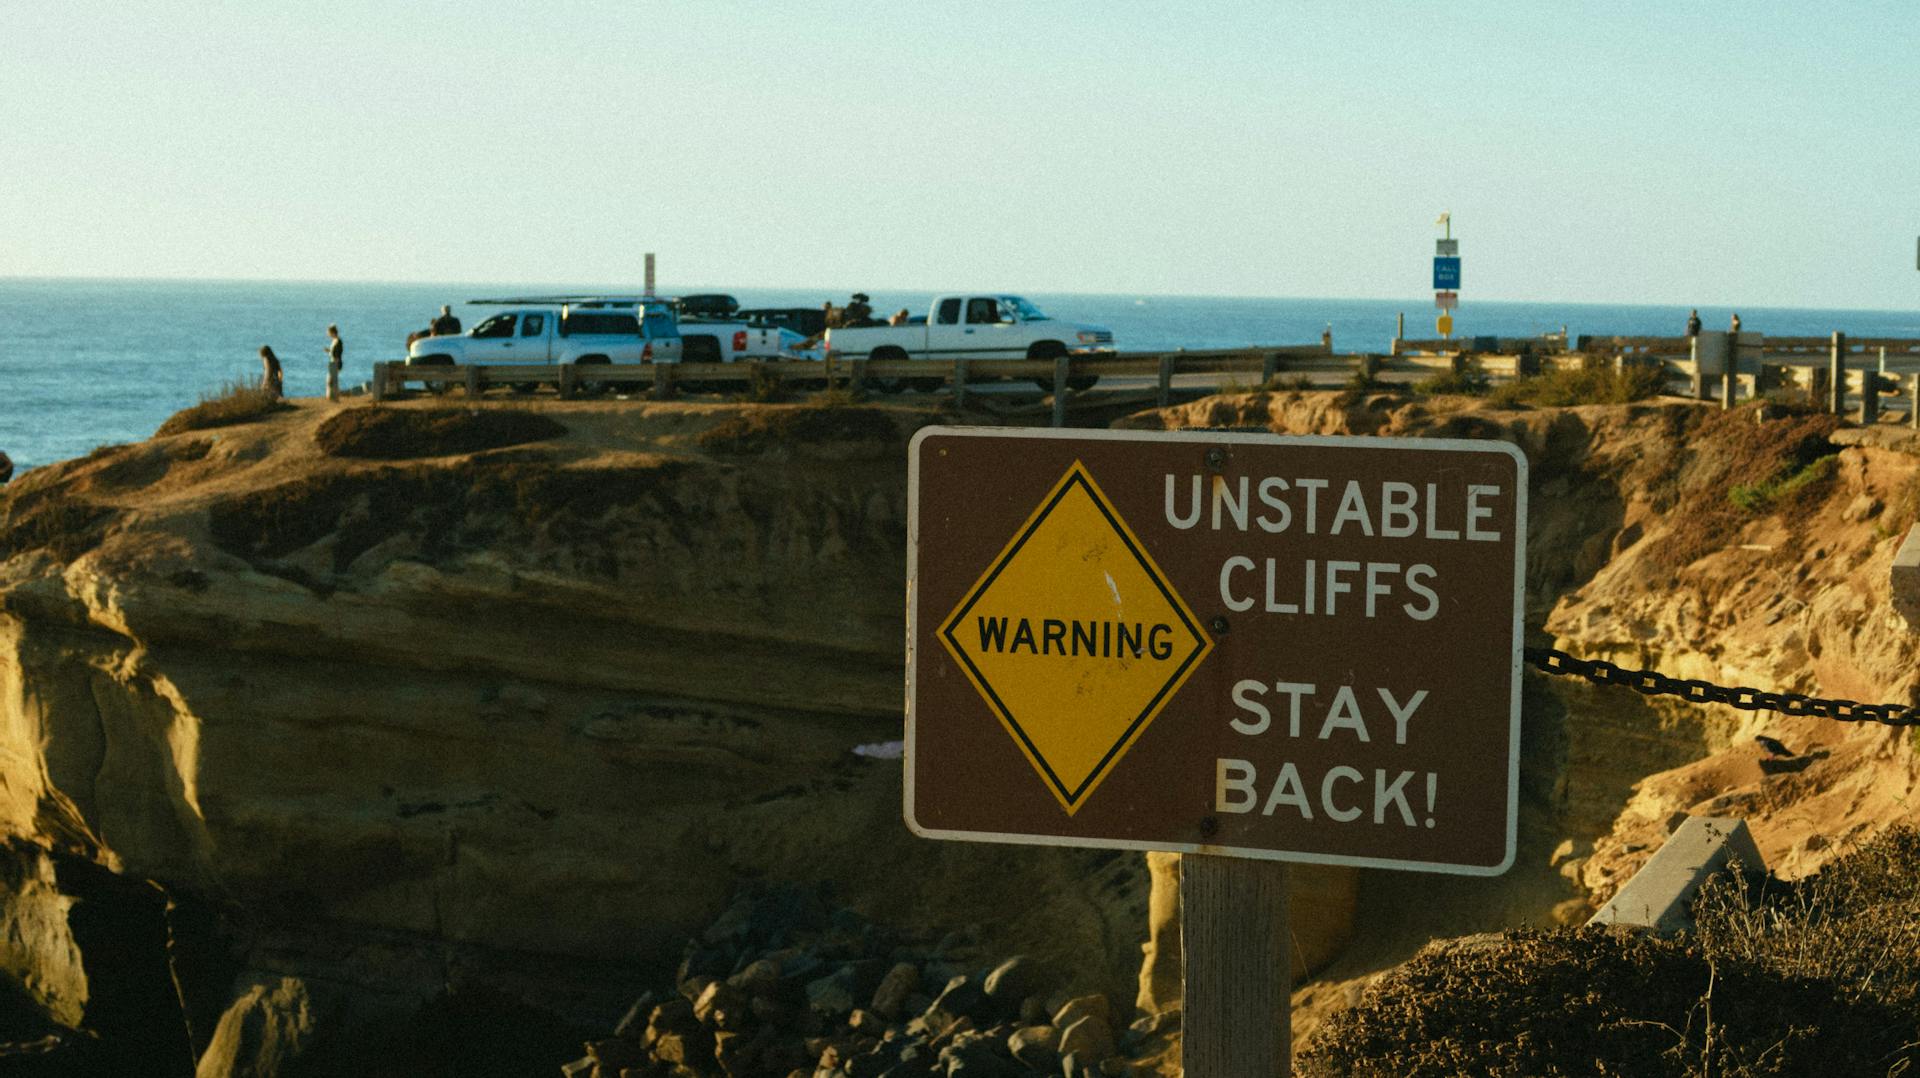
[905,427,1527,1074]
[1183,856,1291,1074]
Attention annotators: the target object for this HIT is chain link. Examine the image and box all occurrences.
[1522,647,1920,728]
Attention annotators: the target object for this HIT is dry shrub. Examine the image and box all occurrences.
[156,381,292,437]
[208,455,688,576]
[1413,358,1490,397]
[314,407,567,460]
[1302,827,1920,1076]
[1692,827,1920,1010]
[0,490,115,563]
[1487,364,1667,408]
[1642,410,1840,571]
[696,404,901,455]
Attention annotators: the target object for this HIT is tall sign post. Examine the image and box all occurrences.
[644,252,656,298]
[1434,213,1460,339]
[908,427,1526,1075]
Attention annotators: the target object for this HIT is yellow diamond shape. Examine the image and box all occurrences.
[940,461,1212,815]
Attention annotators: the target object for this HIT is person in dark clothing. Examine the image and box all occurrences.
[0,450,12,486]
[1686,309,1701,337]
[844,292,874,326]
[259,346,283,399]
[1730,313,1742,334]
[430,305,461,336]
[325,324,344,402]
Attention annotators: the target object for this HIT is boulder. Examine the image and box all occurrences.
[194,977,317,1078]
[869,963,920,1020]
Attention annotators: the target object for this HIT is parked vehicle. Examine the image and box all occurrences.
[669,293,814,360]
[406,295,811,390]
[406,302,676,371]
[823,294,1114,390]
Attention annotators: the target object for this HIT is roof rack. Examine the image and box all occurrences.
[466,295,673,306]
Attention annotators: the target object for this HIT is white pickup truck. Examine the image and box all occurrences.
[406,297,811,373]
[406,305,675,375]
[823,294,1114,390]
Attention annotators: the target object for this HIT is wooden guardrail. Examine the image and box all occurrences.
[371,333,1920,428]
[372,345,1544,428]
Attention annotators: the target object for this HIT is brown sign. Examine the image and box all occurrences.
[906,427,1526,875]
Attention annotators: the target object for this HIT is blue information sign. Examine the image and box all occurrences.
[1433,257,1461,289]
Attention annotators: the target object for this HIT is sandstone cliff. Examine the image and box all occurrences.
[0,399,1149,1071]
[5,388,1918,1072]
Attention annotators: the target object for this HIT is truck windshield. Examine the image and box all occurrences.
[1001,296,1049,322]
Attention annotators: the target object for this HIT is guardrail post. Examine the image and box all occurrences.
[1689,338,1705,400]
[1052,355,1070,428]
[951,359,969,406]
[651,363,677,401]
[371,362,388,402]
[558,364,577,400]
[1157,355,1176,408]
[823,349,838,392]
[1829,332,1846,415]
[1262,351,1280,386]
[1360,353,1380,378]
[1393,311,1404,355]
[463,365,480,398]
[1721,353,1736,411]
[849,358,868,395]
[1862,348,1880,425]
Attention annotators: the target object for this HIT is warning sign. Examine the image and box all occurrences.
[938,462,1212,814]
[907,427,1527,876]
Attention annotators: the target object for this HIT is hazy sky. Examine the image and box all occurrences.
[5,2,1916,308]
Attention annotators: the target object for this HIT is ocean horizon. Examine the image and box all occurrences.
[4,276,1918,471]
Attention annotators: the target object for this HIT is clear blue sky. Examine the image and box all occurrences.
[4,2,1916,308]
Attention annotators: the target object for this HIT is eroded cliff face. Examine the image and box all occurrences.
[0,400,1150,1062]
[7,389,1919,1069]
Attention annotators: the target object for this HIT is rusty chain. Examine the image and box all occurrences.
[1523,646,1920,728]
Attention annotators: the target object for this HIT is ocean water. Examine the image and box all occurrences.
[3,277,1918,471]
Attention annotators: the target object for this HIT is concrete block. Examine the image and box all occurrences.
[1892,524,1920,629]
[1587,816,1764,935]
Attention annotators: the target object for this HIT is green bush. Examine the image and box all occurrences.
[1726,456,1835,512]
[156,381,292,437]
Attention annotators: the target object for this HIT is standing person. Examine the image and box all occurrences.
[0,450,12,486]
[844,292,874,325]
[325,324,344,402]
[259,346,284,399]
[1686,309,1701,337]
[430,305,461,336]
[1730,313,1742,334]
[1321,323,1333,351]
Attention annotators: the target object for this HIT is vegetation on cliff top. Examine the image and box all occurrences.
[208,454,689,577]
[313,407,568,460]
[697,402,904,455]
[155,381,292,437]
[1643,408,1840,570]
[1302,827,1920,1077]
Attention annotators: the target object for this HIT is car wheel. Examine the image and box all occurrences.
[414,354,455,396]
[573,357,610,396]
